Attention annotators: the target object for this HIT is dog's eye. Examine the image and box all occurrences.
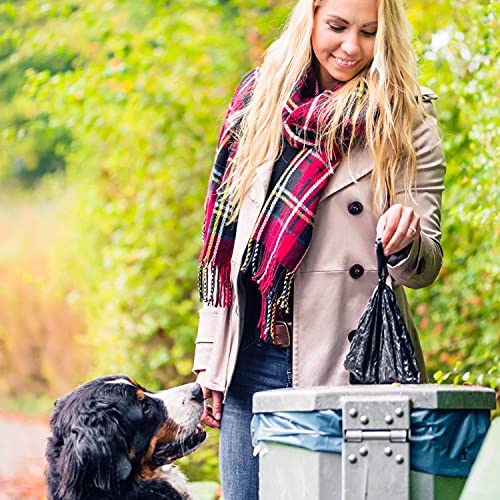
[142,401,153,415]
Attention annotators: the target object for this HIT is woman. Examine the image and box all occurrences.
[193,0,446,498]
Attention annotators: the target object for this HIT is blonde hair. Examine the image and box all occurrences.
[226,0,426,215]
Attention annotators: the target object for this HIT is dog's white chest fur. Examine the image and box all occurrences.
[158,464,192,499]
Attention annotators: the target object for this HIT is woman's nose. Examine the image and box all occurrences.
[341,32,361,56]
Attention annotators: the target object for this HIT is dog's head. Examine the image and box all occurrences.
[46,375,206,499]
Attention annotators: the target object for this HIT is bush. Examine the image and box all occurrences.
[409,0,499,390]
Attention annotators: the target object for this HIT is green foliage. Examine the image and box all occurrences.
[0,0,78,185]
[408,0,500,389]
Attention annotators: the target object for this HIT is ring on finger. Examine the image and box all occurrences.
[408,225,417,236]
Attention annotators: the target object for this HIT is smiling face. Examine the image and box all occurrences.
[312,0,378,90]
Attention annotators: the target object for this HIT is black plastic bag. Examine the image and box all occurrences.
[344,239,421,384]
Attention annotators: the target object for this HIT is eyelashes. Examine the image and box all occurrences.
[327,23,344,32]
[327,23,377,37]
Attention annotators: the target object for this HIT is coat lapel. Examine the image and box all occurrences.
[319,146,373,203]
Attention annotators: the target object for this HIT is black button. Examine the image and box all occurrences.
[348,330,356,342]
[348,201,364,215]
[417,258,426,275]
[349,264,364,279]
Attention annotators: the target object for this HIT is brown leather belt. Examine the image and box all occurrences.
[271,321,292,348]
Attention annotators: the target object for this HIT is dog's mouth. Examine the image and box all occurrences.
[152,424,207,465]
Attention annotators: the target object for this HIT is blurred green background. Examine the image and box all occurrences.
[0,0,498,482]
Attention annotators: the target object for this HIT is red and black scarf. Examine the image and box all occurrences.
[199,66,365,341]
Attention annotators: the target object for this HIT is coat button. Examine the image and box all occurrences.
[348,201,364,215]
[349,264,364,279]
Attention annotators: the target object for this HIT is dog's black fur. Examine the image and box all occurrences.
[45,375,206,500]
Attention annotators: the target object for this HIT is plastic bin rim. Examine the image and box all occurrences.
[252,384,496,413]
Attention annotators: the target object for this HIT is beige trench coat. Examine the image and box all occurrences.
[193,90,446,394]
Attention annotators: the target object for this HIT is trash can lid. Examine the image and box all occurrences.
[252,384,496,413]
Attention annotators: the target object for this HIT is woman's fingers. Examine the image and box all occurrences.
[200,385,223,429]
[212,390,224,421]
[377,204,421,255]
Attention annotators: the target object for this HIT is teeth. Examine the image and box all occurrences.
[335,57,357,66]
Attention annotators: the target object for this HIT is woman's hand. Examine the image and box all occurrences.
[376,204,421,256]
[197,371,223,429]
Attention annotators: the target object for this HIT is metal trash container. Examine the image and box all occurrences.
[252,385,495,500]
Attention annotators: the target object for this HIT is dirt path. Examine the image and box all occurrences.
[0,413,49,500]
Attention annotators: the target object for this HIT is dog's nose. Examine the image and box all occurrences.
[191,383,204,403]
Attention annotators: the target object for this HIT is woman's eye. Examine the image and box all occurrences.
[328,24,344,32]
[362,30,377,37]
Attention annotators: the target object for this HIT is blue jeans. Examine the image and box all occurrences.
[219,334,292,500]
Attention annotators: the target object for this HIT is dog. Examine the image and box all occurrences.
[45,375,207,500]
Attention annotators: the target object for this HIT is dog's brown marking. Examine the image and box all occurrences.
[142,436,157,465]
[153,421,183,445]
[136,389,145,400]
[139,462,156,480]
[138,462,171,482]
[139,421,181,472]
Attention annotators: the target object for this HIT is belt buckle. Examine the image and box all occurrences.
[273,321,291,348]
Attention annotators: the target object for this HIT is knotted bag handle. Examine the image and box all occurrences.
[375,238,388,281]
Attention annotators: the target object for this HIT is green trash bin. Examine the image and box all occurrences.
[252,384,495,500]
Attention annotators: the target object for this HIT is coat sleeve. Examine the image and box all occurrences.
[192,305,230,375]
[388,93,446,289]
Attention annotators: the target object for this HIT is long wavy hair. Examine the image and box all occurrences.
[226,0,427,215]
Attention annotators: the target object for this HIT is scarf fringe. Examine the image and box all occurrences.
[198,261,232,308]
[242,240,294,341]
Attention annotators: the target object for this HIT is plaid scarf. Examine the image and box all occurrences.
[199,66,365,341]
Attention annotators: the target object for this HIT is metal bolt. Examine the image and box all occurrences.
[384,447,393,456]
[360,415,369,425]
[348,454,357,464]
[385,415,394,425]
[349,408,358,418]
[359,447,368,457]
[395,407,404,417]
[395,455,404,464]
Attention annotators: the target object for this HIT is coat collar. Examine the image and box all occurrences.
[248,146,373,208]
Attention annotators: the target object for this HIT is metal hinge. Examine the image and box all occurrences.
[341,396,411,500]
[345,429,409,443]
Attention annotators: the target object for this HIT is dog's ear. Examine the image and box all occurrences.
[56,410,132,498]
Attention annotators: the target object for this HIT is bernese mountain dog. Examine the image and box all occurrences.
[45,375,207,500]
